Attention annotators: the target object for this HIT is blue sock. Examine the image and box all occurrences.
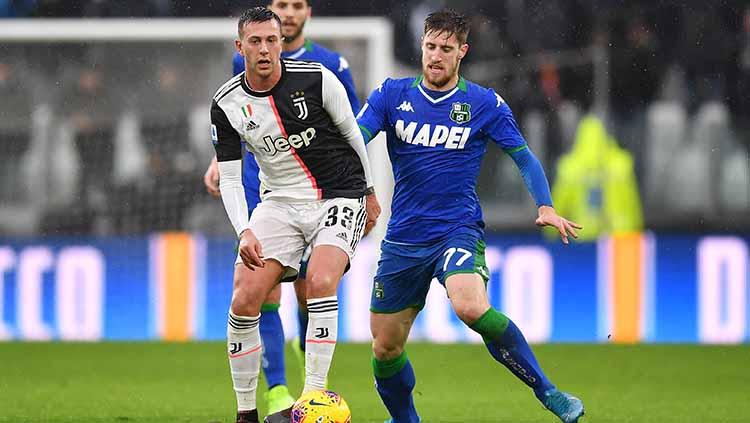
[373,352,420,423]
[260,304,286,388]
[470,308,555,399]
[297,308,308,351]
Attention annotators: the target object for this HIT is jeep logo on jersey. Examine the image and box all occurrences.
[450,102,471,124]
[261,127,316,155]
[395,119,471,149]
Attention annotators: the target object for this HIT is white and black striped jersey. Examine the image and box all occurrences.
[211,59,371,204]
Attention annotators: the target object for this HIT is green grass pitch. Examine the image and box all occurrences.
[0,342,748,422]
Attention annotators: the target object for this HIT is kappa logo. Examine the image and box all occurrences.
[396,101,415,112]
[336,232,348,242]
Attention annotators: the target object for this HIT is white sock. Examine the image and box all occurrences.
[304,296,338,393]
[227,312,262,411]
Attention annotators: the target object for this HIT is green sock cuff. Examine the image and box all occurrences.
[261,303,280,312]
[470,308,510,343]
[372,351,409,379]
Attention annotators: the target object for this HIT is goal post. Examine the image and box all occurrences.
[0,17,394,237]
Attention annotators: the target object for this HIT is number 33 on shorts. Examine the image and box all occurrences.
[439,240,489,282]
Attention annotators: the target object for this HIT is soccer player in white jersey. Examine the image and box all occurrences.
[203,1,363,413]
[210,7,379,423]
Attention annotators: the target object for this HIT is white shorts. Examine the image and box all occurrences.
[235,196,366,281]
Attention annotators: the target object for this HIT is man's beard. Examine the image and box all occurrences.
[424,63,456,88]
[282,21,306,43]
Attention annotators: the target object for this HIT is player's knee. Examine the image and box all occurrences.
[372,337,404,361]
[452,301,486,325]
[230,286,262,316]
[305,272,338,298]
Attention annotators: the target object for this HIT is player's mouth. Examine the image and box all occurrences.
[427,64,444,75]
[257,58,272,68]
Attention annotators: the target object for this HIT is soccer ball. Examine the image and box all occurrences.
[290,390,351,423]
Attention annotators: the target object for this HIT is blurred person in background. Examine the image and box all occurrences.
[551,115,643,241]
[0,59,36,233]
[202,0,361,415]
[608,12,660,182]
[41,66,117,234]
[114,63,202,234]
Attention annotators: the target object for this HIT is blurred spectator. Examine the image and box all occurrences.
[0,59,38,234]
[551,115,643,241]
[736,6,750,150]
[41,67,117,234]
[113,63,202,234]
[608,13,660,182]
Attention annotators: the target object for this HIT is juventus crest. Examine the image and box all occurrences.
[291,91,308,120]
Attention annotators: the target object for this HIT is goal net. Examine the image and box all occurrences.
[0,17,394,236]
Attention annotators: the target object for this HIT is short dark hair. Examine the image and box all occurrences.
[238,7,282,37]
[424,8,470,45]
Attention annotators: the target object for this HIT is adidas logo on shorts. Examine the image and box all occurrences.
[336,232,348,242]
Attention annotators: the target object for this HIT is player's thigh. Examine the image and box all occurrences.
[264,284,282,305]
[308,196,366,264]
[433,234,489,285]
[305,245,350,298]
[246,200,307,282]
[445,273,491,324]
[371,241,436,314]
[231,259,285,316]
[435,234,491,323]
[370,307,420,361]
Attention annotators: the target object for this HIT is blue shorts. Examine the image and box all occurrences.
[370,230,489,313]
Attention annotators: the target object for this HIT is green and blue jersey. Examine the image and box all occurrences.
[357,76,552,244]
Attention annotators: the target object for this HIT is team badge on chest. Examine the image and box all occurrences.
[291,91,308,120]
[450,102,471,124]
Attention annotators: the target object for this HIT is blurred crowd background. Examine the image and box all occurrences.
[0,0,748,237]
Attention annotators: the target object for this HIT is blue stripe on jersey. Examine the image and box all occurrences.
[232,41,360,214]
[357,76,539,244]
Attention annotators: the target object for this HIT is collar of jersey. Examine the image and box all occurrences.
[414,75,467,104]
[283,39,313,60]
[240,59,287,97]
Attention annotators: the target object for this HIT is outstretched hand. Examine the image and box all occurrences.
[535,206,582,245]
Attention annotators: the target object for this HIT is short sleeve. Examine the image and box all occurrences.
[356,79,391,143]
[484,90,527,151]
[210,100,242,162]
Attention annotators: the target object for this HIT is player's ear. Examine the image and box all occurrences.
[458,43,469,60]
[235,39,244,56]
